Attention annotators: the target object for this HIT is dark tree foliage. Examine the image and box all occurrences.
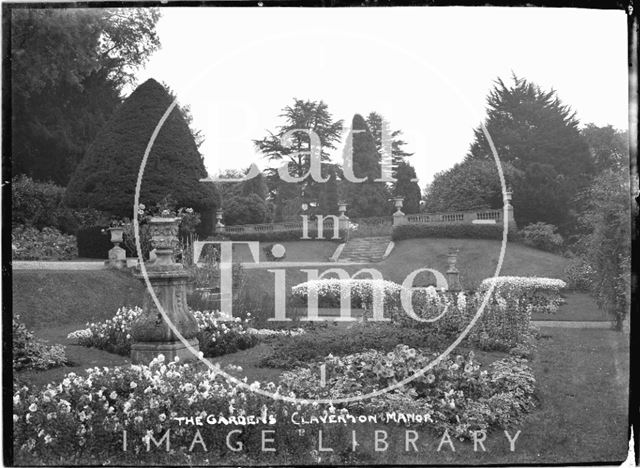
[393,161,422,214]
[223,193,270,226]
[459,75,592,232]
[241,171,269,200]
[10,8,161,185]
[65,79,219,223]
[318,165,340,215]
[423,159,522,213]
[341,114,391,218]
[575,169,631,328]
[580,124,628,173]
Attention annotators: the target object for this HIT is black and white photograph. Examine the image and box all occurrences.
[3,2,636,466]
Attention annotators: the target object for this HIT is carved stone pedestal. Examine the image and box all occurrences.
[130,217,200,364]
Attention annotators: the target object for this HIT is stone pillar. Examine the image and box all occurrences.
[105,227,126,269]
[446,249,462,292]
[504,189,516,228]
[338,202,350,232]
[130,217,200,364]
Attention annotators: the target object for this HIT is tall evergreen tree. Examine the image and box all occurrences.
[393,161,422,214]
[464,75,593,232]
[65,79,219,229]
[341,114,391,218]
[365,112,413,170]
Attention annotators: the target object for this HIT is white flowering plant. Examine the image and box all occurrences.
[280,344,536,439]
[12,356,353,464]
[479,276,566,315]
[67,307,258,358]
[291,279,404,310]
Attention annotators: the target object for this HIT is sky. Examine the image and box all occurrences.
[133,6,629,187]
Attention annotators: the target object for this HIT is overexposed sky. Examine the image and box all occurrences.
[133,6,628,187]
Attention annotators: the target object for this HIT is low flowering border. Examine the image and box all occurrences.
[479,276,567,293]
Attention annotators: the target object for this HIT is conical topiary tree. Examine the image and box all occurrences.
[65,78,219,226]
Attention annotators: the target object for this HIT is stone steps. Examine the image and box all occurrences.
[338,236,391,263]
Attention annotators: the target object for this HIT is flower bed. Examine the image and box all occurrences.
[479,276,566,314]
[279,344,536,439]
[68,307,259,358]
[12,356,353,464]
[14,317,68,372]
[291,279,404,310]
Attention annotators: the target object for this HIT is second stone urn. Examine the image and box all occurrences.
[130,216,200,364]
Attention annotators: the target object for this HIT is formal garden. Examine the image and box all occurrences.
[9,7,633,466]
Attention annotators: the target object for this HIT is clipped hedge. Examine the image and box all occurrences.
[76,226,112,259]
[225,228,345,243]
[392,222,518,241]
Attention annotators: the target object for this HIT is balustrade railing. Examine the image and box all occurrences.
[220,207,512,236]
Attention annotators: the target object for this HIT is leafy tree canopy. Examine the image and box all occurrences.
[254,99,343,220]
[11,8,161,184]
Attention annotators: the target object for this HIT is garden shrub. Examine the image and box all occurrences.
[76,226,112,259]
[67,307,259,358]
[279,345,536,438]
[12,357,353,465]
[13,316,67,371]
[12,225,78,260]
[563,256,594,290]
[11,175,66,229]
[392,223,517,241]
[520,222,564,252]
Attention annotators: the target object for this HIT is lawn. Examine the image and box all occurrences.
[12,269,145,330]
[228,240,338,263]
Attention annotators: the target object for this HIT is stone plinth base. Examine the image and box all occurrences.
[131,338,200,365]
[106,246,126,269]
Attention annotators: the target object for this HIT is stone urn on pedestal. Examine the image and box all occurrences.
[391,197,406,226]
[130,216,200,364]
[106,226,126,269]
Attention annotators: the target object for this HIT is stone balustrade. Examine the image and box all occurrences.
[403,208,505,225]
